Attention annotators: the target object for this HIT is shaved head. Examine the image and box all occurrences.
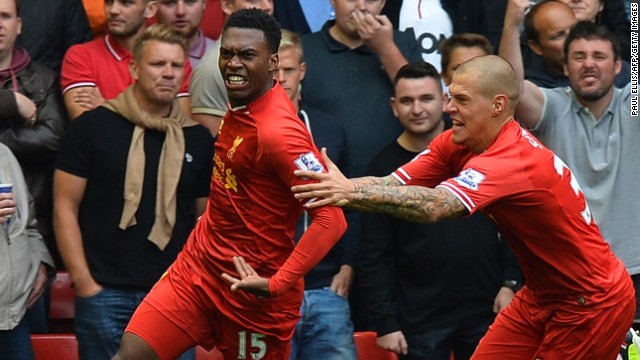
[455,55,520,113]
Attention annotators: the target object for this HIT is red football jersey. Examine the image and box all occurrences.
[61,34,191,98]
[170,84,342,339]
[393,120,629,307]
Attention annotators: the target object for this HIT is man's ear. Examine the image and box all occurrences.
[528,40,543,56]
[129,60,139,81]
[145,0,158,19]
[491,95,508,116]
[390,97,399,118]
[221,0,234,17]
[269,53,279,72]
[300,62,307,81]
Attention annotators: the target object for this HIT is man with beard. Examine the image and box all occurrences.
[521,0,629,89]
[61,0,192,119]
[500,0,640,333]
[155,0,215,69]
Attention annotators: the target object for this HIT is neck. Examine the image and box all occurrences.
[188,30,201,51]
[472,116,512,154]
[576,88,614,120]
[0,50,13,71]
[112,27,145,52]
[292,92,301,112]
[396,120,444,152]
[329,25,363,49]
[133,86,172,117]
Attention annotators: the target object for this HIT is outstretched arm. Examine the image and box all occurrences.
[498,0,545,128]
[292,149,468,223]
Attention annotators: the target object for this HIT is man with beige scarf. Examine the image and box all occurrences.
[53,25,214,360]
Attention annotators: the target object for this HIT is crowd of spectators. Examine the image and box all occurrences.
[0,0,635,359]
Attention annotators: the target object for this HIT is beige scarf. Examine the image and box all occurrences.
[103,85,197,250]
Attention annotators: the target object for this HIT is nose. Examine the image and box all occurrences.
[411,100,423,114]
[226,54,243,69]
[176,0,185,15]
[355,0,366,11]
[107,1,120,15]
[161,64,176,78]
[444,98,455,114]
[582,55,596,68]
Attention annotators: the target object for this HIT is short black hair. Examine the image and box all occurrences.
[439,33,493,72]
[223,8,282,54]
[563,21,621,63]
[394,61,443,91]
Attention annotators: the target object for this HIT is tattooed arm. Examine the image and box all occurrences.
[348,183,467,223]
[293,149,468,223]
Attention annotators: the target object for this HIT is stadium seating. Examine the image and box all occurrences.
[32,334,79,360]
[354,331,399,360]
[49,271,75,333]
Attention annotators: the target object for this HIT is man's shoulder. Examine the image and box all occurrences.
[17,60,57,87]
[300,102,340,125]
[65,37,105,57]
[73,106,127,128]
[184,123,215,143]
[525,63,568,89]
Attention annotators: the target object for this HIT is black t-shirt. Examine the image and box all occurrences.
[359,136,522,335]
[56,107,214,289]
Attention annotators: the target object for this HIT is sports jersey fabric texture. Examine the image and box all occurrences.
[166,84,345,340]
[393,120,630,308]
[61,34,191,98]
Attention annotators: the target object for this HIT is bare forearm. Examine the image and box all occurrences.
[54,210,92,283]
[348,184,466,223]
[378,47,408,83]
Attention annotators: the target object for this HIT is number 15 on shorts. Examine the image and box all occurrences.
[237,331,266,360]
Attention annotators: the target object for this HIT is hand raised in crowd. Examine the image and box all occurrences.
[352,10,394,54]
[222,256,271,299]
[73,86,106,110]
[377,331,409,355]
[14,92,38,126]
[504,0,531,28]
[0,192,16,223]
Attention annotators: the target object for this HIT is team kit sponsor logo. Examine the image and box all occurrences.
[294,152,324,173]
[453,168,486,191]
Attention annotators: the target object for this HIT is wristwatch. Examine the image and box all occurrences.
[502,280,523,293]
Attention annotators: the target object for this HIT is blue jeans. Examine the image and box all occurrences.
[0,316,35,360]
[25,286,50,334]
[402,313,496,360]
[290,287,357,360]
[75,286,195,360]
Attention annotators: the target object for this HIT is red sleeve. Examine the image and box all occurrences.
[178,59,192,97]
[61,44,96,93]
[268,205,347,296]
[393,132,461,187]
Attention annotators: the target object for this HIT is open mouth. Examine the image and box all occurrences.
[225,75,248,90]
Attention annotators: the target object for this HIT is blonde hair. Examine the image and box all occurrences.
[279,29,304,63]
[133,24,189,62]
